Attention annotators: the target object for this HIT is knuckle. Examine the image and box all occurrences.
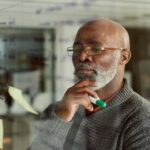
[66,87,74,94]
[84,87,89,91]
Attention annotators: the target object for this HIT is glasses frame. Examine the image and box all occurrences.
[67,46,126,56]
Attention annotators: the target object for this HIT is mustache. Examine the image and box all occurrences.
[74,63,97,75]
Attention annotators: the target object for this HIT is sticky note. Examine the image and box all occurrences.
[8,86,38,115]
[0,119,3,149]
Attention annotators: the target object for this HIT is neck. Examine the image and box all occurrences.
[96,76,124,102]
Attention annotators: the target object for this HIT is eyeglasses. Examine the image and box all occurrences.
[67,44,126,56]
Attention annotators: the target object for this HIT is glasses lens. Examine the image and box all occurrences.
[91,44,103,54]
[67,45,107,56]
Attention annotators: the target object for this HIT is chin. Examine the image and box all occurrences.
[74,73,96,82]
[90,82,105,91]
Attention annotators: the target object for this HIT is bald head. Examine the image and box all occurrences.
[76,18,130,50]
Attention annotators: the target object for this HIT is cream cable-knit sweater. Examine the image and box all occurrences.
[29,81,150,150]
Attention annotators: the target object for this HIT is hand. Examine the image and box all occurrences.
[56,80,98,122]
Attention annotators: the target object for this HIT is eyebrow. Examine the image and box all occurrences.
[73,41,82,45]
[87,40,103,45]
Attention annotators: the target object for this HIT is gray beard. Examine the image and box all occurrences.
[90,64,117,90]
[74,51,120,90]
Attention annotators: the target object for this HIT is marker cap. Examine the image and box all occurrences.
[96,99,107,108]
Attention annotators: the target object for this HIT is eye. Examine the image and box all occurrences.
[92,45,101,53]
[73,45,83,52]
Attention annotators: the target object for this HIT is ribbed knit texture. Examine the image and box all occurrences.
[28,81,150,150]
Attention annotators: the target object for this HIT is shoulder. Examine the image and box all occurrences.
[121,91,150,125]
[128,92,150,115]
[121,93,150,148]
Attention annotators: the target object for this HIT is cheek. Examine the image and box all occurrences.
[72,56,77,67]
[95,53,117,70]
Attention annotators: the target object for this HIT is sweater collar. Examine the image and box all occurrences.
[107,79,133,107]
[77,79,134,118]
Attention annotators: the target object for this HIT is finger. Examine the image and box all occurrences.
[74,80,96,88]
[68,93,93,111]
[70,92,94,112]
[79,97,93,111]
[74,87,98,98]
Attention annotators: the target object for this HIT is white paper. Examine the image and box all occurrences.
[0,119,3,149]
[8,86,38,115]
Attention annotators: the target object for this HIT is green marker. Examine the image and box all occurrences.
[89,96,107,108]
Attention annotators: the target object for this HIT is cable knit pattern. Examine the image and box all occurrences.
[28,81,150,150]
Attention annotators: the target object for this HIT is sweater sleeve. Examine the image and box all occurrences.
[28,104,73,150]
[123,112,150,149]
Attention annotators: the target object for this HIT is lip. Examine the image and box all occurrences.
[77,69,94,75]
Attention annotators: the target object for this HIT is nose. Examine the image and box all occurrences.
[79,49,92,62]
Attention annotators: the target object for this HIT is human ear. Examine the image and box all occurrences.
[120,49,131,65]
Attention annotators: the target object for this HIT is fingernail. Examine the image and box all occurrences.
[89,105,93,111]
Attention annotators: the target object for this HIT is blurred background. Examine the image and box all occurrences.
[0,0,149,149]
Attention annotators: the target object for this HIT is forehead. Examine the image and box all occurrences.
[74,25,114,46]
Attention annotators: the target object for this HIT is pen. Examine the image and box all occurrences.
[89,96,107,108]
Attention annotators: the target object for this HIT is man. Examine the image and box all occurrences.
[29,18,150,150]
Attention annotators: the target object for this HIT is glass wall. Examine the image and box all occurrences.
[0,0,149,149]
